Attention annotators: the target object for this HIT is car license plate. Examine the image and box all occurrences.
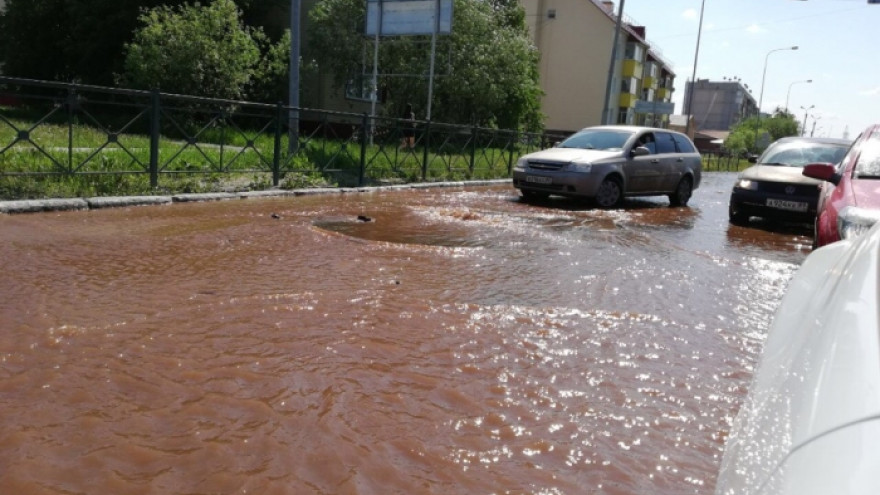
[526,175,552,184]
[767,198,808,212]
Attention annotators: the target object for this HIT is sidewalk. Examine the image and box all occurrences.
[0,179,511,214]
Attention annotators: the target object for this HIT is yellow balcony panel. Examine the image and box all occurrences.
[622,60,643,79]
[619,92,638,108]
[643,76,657,89]
[657,87,672,99]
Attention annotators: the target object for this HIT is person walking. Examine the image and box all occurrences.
[400,103,416,150]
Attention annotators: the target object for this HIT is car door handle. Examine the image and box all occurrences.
[676,158,684,162]
[651,159,660,163]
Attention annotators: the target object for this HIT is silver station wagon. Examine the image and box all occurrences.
[512,125,703,207]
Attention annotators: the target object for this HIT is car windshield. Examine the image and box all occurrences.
[854,135,880,179]
[557,129,633,151]
[759,141,848,167]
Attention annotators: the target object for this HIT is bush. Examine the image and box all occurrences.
[120,0,262,101]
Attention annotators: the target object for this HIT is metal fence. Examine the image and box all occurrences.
[700,150,749,172]
[0,77,567,194]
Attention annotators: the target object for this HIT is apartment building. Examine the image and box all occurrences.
[682,79,758,131]
[520,0,676,133]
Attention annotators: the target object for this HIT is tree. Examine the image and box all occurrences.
[307,0,543,131]
[725,108,800,155]
[0,0,171,85]
[0,0,288,88]
[248,29,295,103]
[120,0,265,100]
[236,0,291,41]
[0,0,78,82]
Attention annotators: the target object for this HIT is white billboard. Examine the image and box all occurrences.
[365,0,453,36]
[634,100,675,115]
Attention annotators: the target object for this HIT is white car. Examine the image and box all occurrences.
[715,221,880,494]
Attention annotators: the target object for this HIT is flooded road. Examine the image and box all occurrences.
[0,173,812,494]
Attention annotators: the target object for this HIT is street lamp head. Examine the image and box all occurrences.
[785,79,813,111]
[791,46,799,50]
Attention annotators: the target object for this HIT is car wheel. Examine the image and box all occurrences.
[594,177,622,208]
[520,189,549,201]
[668,177,693,206]
[728,203,749,225]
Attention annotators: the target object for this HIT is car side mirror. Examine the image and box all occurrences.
[748,155,758,164]
[802,163,841,186]
[632,146,651,157]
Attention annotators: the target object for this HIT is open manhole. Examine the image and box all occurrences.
[312,210,489,248]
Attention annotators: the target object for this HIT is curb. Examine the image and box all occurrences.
[0,179,511,215]
[87,196,173,209]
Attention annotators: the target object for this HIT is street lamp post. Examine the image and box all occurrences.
[785,79,812,113]
[800,104,815,136]
[754,45,799,150]
[810,115,822,137]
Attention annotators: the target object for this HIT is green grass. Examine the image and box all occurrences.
[1,109,747,201]
[0,109,535,199]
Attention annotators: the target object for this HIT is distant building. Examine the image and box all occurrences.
[682,79,758,132]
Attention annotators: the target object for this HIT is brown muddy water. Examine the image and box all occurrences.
[0,173,813,494]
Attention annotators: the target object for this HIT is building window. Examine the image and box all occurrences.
[345,74,374,102]
[621,78,639,94]
[624,43,645,61]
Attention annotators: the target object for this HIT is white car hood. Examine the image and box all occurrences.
[523,147,622,163]
[716,224,880,494]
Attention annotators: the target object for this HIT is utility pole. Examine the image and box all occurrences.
[426,0,440,120]
[369,0,382,145]
[601,0,625,125]
[685,0,706,136]
[288,0,301,153]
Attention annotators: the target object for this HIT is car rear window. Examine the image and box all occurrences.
[671,134,696,153]
[654,132,677,154]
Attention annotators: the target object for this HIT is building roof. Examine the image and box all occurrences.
[695,130,730,141]
[587,0,676,75]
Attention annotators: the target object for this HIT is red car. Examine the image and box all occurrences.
[803,124,880,248]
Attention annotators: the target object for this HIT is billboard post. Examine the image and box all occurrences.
[365,0,453,122]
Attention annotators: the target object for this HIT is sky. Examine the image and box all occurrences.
[620,0,878,140]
